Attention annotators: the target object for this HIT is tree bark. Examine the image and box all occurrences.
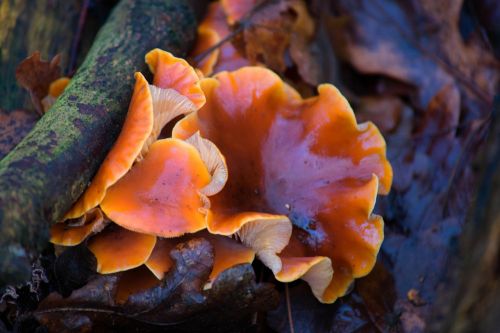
[0,0,82,111]
[0,0,199,285]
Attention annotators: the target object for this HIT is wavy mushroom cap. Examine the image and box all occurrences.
[88,226,157,274]
[50,208,107,246]
[65,73,154,219]
[145,48,205,109]
[173,67,392,303]
[100,138,217,237]
[66,50,203,219]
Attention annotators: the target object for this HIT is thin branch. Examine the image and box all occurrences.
[68,0,90,74]
[192,25,244,64]
[192,0,273,65]
[285,284,295,333]
[33,307,188,327]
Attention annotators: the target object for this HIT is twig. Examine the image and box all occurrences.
[192,0,273,65]
[285,283,295,333]
[68,0,90,74]
[33,307,188,327]
[192,25,244,64]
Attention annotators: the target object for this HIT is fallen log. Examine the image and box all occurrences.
[0,0,199,285]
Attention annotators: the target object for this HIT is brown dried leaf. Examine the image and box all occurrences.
[231,0,320,84]
[355,96,404,133]
[34,238,278,332]
[324,0,499,112]
[15,52,62,115]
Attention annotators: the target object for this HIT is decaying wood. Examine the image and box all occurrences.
[0,0,199,285]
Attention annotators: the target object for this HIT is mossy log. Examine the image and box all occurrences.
[0,0,199,285]
[0,0,82,111]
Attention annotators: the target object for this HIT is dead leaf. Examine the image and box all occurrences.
[355,96,404,133]
[33,238,278,332]
[229,0,321,84]
[324,0,499,112]
[15,52,62,115]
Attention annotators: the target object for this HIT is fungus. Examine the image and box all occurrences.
[87,225,156,274]
[189,2,250,76]
[145,48,205,109]
[145,238,176,279]
[41,77,70,112]
[204,232,255,283]
[50,208,107,246]
[100,136,225,237]
[190,27,220,76]
[65,50,204,219]
[115,266,161,304]
[173,67,392,303]
[220,0,252,24]
[144,232,255,284]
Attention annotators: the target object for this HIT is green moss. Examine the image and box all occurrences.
[0,0,198,285]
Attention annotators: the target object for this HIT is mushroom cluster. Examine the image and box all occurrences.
[51,46,392,304]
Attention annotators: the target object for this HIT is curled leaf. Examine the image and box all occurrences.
[15,52,63,115]
[34,238,278,332]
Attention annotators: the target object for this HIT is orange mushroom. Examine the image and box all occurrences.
[220,0,253,24]
[100,135,226,238]
[65,50,204,220]
[87,225,156,274]
[173,67,392,303]
[115,266,161,304]
[50,208,108,246]
[190,27,221,76]
[189,2,250,76]
[41,76,70,112]
[144,238,176,279]
[144,231,255,285]
[204,232,255,284]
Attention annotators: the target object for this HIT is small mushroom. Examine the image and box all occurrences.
[41,76,70,113]
[220,0,252,24]
[173,67,392,303]
[202,231,255,283]
[190,26,221,76]
[50,207,108,246]
[144,238,176,279]
[145,48,205,109]
[188,2,250,76]
[87,225,156,274]
[144,231,255,284]
[115,266,161,304]
[65,50,204,220]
